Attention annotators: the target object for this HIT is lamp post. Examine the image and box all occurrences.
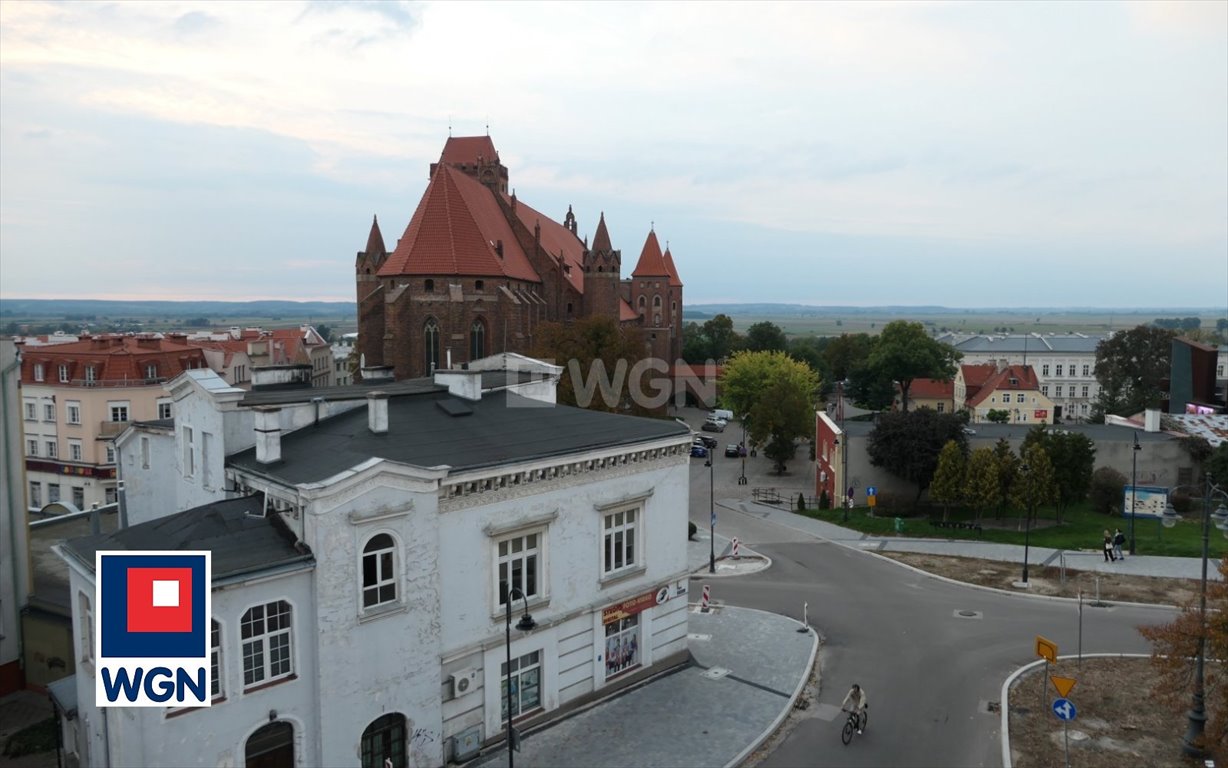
[705,453,715,573]
[738,415,748,486]
[503,585,537,768]
[1020,462,1033,585]
[1129,432,1140,555]
[1161,478,1228,758]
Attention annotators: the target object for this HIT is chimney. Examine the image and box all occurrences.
[367,392,389,434]
[1144,408,1161,433]
[254,406,282,464]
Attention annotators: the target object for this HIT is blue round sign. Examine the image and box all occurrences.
[1052,698,1077,721]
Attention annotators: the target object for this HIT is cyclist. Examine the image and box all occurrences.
[842,683,868,734]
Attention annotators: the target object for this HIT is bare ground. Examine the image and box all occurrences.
[879,552,1201,607]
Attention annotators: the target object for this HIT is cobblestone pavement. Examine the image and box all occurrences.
[471,605,816,768]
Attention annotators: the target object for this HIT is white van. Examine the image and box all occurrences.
[711,409,734,422]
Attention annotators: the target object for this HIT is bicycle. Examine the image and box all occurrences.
[841,705,869,745]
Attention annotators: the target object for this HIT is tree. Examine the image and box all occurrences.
[681,321,709,362]
[530,317,650,415]
[846,360,896,410]
[1207,442,1228,486]
[720,351,819,475]
[1021,426,1096,522]
[315,324,334,343]
[865,321,960,412]
[867,409,968,502]
[930,440,968,521]
[1089,466,1127,515]
[1015,443,1057,527]
[1091,325,1175,419]
[819,489,831,509]
[702,314,741,361]
[764,432,798,475]
[964,447,1001,521]
[986,409,1010,423]
[993,439,1021,519]
[745,321,788,353]
[1139,559,1228,764]
[822,333,874,382]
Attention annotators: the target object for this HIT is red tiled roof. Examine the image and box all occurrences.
[960,363,998,387]
[510,197,585,293]
[620,299,638,322]
[19,335,207,385]
[908,378,954,399]
[967,365,1040,409]
[591,212,613,254]
[632,230,669,277]
[439,136,500,167]
[662,247,683,288]
[379,164,540,282]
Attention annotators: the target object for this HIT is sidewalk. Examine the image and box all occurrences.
[471,605,816,768]
[734,498,1223,581]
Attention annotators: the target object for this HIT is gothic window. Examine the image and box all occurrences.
[361,713,407,768]
[653,295,662,308]
[470,319,486,361]
[637,296,646,308]
[424,318,440,372]
[566,302,573,315]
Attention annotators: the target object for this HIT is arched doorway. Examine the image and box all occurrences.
[360,713,407,768]
[245,721,294,768]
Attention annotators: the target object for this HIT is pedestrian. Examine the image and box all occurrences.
[1113,528,1126,560]
[1103,529,1116,562]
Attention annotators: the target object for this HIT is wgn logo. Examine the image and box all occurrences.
[95,551,212,707]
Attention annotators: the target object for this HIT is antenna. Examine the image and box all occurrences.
[448,116,452,137]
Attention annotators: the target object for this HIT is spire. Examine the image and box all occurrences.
[591,212,613,254]
[631,229,669,277]
[364,214,386,258]
[663,245,683,288]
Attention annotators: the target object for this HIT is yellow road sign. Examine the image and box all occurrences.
[1035,636,1058,663]
[1050,675,1076,698]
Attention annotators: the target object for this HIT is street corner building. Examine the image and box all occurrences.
[52,361,693,768]
[355,135,685,380]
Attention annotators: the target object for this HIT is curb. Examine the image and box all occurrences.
[718,605,820,768]
[999,652,1149,768]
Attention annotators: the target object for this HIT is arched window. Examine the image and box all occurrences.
[361,713,407,768]
[654,313,661,326]
[469,319,486,361]
[424,318,440,372]
[245,721,294,768]
[424,279,435,292]
[653,295,662,308]
[475,279,484,291]
[637,296,646,308]
[240,600,293,687]
[362,534,397,609]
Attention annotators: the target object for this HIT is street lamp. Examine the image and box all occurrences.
[503,585,537,768]
[705,453,715,573]
[1020,462,1033,585]
[738,414,748,486]
[1129,432,1141,555]
[1160,478,1228,758]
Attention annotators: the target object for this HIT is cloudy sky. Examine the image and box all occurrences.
[1,1,1225,308]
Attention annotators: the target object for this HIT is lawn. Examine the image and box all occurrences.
[794,501,1228,559]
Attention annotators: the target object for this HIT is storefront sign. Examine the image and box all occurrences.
[602,581,686,625]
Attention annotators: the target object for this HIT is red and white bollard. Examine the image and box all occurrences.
[731,537,741,558]
[700,584,711,612]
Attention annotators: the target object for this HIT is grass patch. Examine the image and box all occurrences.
[3,718,56,758]
[795,502,1228,559]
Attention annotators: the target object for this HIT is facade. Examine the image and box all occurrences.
[61,359,690,768]
[188,326,333,389]
[1,339,31,693]
[16,334,208,514]
[1169,337,1223,414]
[357,136,684,381]
[896,378,955,413]
[965,364,1055,425]
[814,410,847,506]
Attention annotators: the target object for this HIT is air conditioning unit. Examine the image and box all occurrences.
[449,668,481,699]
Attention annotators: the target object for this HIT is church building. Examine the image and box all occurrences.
[356,136,684,380]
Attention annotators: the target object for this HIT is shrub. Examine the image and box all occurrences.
[819,489,830,509]
[797,492,806,511]
[1089,466,1128,515]
[688,521,697,540]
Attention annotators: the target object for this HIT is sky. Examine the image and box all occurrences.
[1,1,1226,309]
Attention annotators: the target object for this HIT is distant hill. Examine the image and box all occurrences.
[0,298,355,318]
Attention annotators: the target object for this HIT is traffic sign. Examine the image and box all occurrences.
[1050,675,1076,698]
[1035,635,1058,663]
[1052,698,1077,721]
[867,486,876,496]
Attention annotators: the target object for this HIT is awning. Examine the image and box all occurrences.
[47,674,77,718]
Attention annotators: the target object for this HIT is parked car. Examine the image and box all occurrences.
[696,435,719,449]
[724,444,741,457]
[702,420,725,433]
[691,444,709,458]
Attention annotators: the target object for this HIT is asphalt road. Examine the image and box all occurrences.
[686,450,1177,768]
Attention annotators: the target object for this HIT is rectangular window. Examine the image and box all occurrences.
[29,482,41,509]
[242,600,293,687]
[33,363,44,382]
[1056,364,1064,376]
[48,483,60,503]
[1041,385,1049,396]
[158,401,173,420]
[1016,393,1025,403]
[141,436,151,470]
[603,508,639,575]
[45,440,57,459]
[362,535,397,608]
[44,403,55,421]
[201,432,213,489]
[604,615,641,678]
[69,440,83,462]
[78,592,93,662]
[105,445,115,464]
[1081,385,1089,398]
[109,402,129,423]
[58,364,69,383]
[105,487,117,505]
[500,650,542,722]
[1055,385,1063,397]
[145,363,158,380]
[85,367,96,385]
[24,402,35,420]
[937,402,945,413]
[1042,365,1050,376]
[72,487,84,509]
[211,621,223,699]
[67,401,81,425]
[497,532,541,608]
[1082,364,1090,377]
[26,439,37,457]
[183,426,195,477]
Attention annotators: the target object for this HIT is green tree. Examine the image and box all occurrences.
[1207,442,1228,485]
[1022,426,1095,522]
[993,439,1021,519]
[681,321,710,362]
[1015,443,1057,527]
[745,321,788,353]
[822,333,874,381]
[530,317,650,415]
[846,360,896,410]
[1089,466,1127,516]
[702,314,741,361]
[865,320,960,412]
[764,432,798,475]
[720,351,820,434]
[964,447,1001,521]
[986,409,1010,423]
[930,439,968,521]
[1091,325,1175,420]
[867,409,968,502]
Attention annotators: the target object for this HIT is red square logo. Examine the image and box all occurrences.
[126,568,194,634]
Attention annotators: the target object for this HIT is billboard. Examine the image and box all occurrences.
[1122,486,1168,519]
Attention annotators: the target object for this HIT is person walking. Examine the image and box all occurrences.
[1103,529,1116,562]
[1113,528,1126,560]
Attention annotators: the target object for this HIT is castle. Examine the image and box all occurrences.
[356,136,683,380]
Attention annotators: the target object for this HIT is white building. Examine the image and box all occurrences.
[1,339,31,693]
[57,359,692,768]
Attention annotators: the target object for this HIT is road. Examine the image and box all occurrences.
[684,439,1175,768]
